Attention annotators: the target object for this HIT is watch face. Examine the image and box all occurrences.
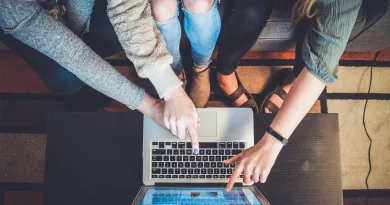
[282,139,288,145]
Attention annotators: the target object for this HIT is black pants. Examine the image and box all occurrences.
[0,1,122,95]
[216,0,274,75]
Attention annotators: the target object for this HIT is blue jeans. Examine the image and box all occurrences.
[156,0,221,75]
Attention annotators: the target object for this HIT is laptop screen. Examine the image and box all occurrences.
[140,187,262,205]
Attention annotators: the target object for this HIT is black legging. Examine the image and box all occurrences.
[216,0,274,75]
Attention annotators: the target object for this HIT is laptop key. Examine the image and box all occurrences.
[188,169,194,174]
[152,142,158,146]
[222,156,228,161]
[212,150,218,155]
[159,162,164,167]
[152,175,157,178]
[183,156,189,161]
[227,169,233,174]
[214,169,219,174]
[168,169,174,174]
[239,142,245,148]
[190,156,195,161]
[172,142,177,148]
[159,142,164,148]
[227,142,232,148]
[232,150,241,155]
[224,163,229,168]
[227,175,231,178]
[181,169,187,174]
[175,169,180,174]
[196,156,202,161]
[209,156,215,161]
[216,156,222,161]
[170,156,175,161]
[177,156,182,161]
[186,142,192,149]
[185,162,190,167]
[200,150,205,155]
[206,175,212,178]
[208,169,213,174]
[203,156,208,161]
[225,150,231,155]
[165,175,171,178]
[165,162,170,167]
[191,162,197,167]
[193,175,198,178]
[180,150,185,155]
[159,175,164,178]
[201,169,207,174]
[178,142,185,148]
[200,175,206,178]
[198,162,203,168]
[152,169,161,174]
[172,175,178,178]
[179,175,185,178]
[219,143,226,148]
[195,169,200,174]
[173,149,179,155]
[217,162,223,167]
[213,175,218,178]
[172,162,177,168]
[200,142,218,148]
[220,175,226,178]
[233,142,239,148]
[152,156,162,161]
[152,162,157,167]
[221,169,226,174]
[167,150,172,155]
[206,150,211,155]
[230,163,236,168]
[178,162,183,168]
[211,162,216,168]
[204,162,210,168]
[186,150,192,155]
[219,150,224,155]
[186,175,191,178]
[164,156,169,161]
[162,169,167,174]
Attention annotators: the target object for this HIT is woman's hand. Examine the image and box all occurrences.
[163,86,200,153]
[225,133,283,192]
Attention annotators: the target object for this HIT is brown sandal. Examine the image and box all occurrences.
[225,72,259,113]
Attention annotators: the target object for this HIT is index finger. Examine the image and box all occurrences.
[187,125,199,154]
[226,163,244,192]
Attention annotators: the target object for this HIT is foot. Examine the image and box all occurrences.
[264,78,295,113]
[188,67,211,108]
[217,72,249,107]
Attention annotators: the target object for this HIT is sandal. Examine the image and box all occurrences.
[260,69,295,113]
[225,71,259,113]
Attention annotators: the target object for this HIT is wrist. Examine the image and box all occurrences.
[258,132,284,151]
[163,86,185,101]
[137,93,159,116]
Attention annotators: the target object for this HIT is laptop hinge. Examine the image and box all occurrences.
[155,183,243,187]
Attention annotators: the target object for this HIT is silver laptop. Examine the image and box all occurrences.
[134,108,270,205]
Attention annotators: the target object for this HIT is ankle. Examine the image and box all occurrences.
[217,72,236,86]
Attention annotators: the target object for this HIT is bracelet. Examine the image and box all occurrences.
[266,127,288,146]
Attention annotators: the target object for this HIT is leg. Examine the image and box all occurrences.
[150,0,183,77]
[216,0,273,107]
[183,0,221,107]
[183,0,221,70]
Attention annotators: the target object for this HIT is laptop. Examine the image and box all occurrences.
[133,108,270,205]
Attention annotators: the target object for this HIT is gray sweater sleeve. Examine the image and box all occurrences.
[0,0,145,110]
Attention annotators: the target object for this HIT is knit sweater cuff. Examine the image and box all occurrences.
[147,64,183,99]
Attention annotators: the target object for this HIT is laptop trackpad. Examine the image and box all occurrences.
[197,112,217,138]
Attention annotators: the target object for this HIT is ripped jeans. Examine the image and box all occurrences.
[156,0,221,75]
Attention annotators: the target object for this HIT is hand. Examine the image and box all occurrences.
[137,93,166,128]
[164,87,200,153]
[225,133,283,191]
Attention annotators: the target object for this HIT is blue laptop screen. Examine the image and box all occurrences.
[140,187,262,205]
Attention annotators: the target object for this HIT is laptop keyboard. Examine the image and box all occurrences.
[151,141,245,179]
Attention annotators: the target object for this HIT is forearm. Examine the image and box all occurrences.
[106,0,182,98]
[270,67,325,139]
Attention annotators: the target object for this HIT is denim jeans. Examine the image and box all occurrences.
[156,0,221,75]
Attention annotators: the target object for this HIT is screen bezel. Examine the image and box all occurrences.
[132,185,270,205]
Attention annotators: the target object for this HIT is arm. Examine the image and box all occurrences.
[0,0,144,110]
[225,0,362,191]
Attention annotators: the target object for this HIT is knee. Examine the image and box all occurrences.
[150,0,177,23]
[183,0,214,14]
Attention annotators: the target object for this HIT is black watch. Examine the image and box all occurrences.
[266,127,288,146]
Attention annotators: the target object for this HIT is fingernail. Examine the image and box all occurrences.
[265,110,269,113]
[193,148,199,155]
